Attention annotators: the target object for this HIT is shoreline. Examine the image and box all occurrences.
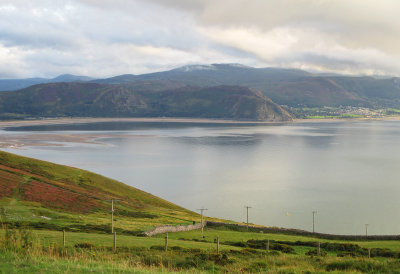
[1,116,400,129]
[0,117,289,128]
[294,116,400,123]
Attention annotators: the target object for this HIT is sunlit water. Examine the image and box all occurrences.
[2,120,400,235]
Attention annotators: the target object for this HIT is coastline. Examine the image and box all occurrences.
[1,116,400,129]
[0,117,288,128]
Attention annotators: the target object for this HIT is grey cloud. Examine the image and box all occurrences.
[146,0,400,54]
[0,0,399,78]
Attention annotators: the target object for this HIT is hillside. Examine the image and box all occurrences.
[0,150,200,233]
[0,82,293,121]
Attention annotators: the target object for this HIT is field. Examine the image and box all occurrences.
[2,226,400,273]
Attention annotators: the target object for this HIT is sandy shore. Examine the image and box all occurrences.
[1,116,400,149]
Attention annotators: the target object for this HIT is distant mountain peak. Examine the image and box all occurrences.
[212,63,251,68]
[51,74,93,82]
[175,64,217,72]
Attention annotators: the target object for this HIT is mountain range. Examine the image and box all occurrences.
[1,64,400,120]
[91,64,400,108]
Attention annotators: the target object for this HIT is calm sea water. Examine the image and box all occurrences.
[2,120,400,235]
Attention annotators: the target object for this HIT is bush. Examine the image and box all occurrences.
[306,249,327,257]
[271,243,295,253]
[74,242,94,249]
[337,251,360,257]
[149,245,164,251]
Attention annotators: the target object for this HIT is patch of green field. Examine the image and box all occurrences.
[20,230,239,251]
[386,108,400,114]
[164,228,400,251]
[305,115,335,119]
[339,114,362,118]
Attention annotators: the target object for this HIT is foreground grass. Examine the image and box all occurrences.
[0,251,155,274]
[2,228,400,273]
[2,244,400,273]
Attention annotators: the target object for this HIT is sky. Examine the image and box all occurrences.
[0,0,399,78]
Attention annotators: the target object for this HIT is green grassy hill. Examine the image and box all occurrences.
[0,150,205,233]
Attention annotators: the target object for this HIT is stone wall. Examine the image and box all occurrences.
[144,222,205,237]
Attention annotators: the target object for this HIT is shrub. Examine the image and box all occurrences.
[306,249,327,257]
[74,242,94,249]
[149,245,164,251]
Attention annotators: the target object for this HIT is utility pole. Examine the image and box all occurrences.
[106,199,120,234]
[244,206,252,232]
[365,224,369,237]
[196,207,208,238]
[312,211,317,233]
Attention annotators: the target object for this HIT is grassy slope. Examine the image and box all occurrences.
[0,150,209,232]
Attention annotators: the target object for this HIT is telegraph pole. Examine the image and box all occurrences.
[365,224,369,237]
[106,199,120,234]
[196,207,208,238]
[244,206,252,231]
[312,211,317,233]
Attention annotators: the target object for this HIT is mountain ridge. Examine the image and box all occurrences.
[0,82,292,121]
[2,63,400,109]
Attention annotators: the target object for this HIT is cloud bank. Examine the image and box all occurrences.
[0,0,399,78]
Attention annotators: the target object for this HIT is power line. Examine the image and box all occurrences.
[105,199,120,234]
[244,206,252,232]
[312,211,317,233]
[196,207,208,238]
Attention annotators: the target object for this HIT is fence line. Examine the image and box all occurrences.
[206,221,400,241]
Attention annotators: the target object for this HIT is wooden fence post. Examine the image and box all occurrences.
[216,237,219,254]
[317,241,320,256]
[368,248,371,258]
[113,232,116,252]
[266,239,269,252]
[63,230,65,249]
[165,232,168,252]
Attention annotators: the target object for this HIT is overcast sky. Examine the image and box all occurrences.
[0,0,399,78]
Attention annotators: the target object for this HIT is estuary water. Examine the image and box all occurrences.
[2,120,400,235]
